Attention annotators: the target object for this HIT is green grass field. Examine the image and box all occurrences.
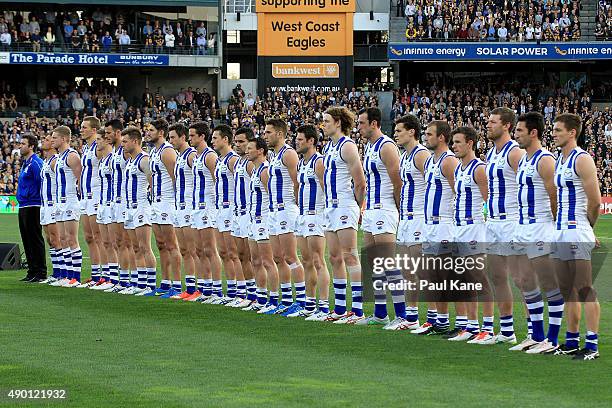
[1,213,611,407]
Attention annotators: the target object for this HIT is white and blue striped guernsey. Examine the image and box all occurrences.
[363,135,398,210]
[268,144,296,211]
[41,154,57,207]
[516,148,554,224]
[215,151,237,209]
[125,152,149,208]
[192,147,216,210]
[234,156,251,215]
[80,140,100,200]
[485,140,519,220]
[55,148,79,204]
[424,150,455,225]
[323,136,356,208]
[98,152,114,206]
[399,144,428,220]
[112,146,128,205]
[149,141,175,203]
[174,147,196,210]
[555,147,590,230]
[298,153,324,215]
[454,159,485,226]
[249,161,270,221]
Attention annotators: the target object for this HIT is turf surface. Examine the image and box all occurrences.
[0,213,610,407]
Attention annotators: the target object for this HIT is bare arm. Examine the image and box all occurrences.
[441,155,460,194]
[227,156,239,176]
[315,156,325,189]
[205,151,218,183]
[343,141,366,207]
[67,151,82,194]
[140,156,152,187]
[473,164,488,202]
[538,155,557,220]
[413,149,430,175]
[507,146,525,173]
[161,147,177,183]
[283,149,300,202]
[187,150,196,167]
[261,167,270,192]
[575,153,601,228]
[380,142,402,210]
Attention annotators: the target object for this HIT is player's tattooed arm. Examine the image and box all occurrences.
[538,155,558,220]
[575,153,601,228]
[161,147,177,183]
[343,141,366,207]
[380,142,402,210]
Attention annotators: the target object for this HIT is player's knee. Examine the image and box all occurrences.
[328,252,343,267]
[272,254,285,265]
[262,257,275,270]
[312,254,325,271]
[342,248,359,265]
[578,286,598,303]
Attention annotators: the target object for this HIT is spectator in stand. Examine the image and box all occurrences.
[72,93,85,112]
[196,32,206,55]
[70,31,81,52]
[196,21,206,39]
[0,30,10,50]
[101,31,113,52]
[207,33,216,55]
[90,33,100,52]
[154,29,164,54]
[165,30,175,53]
[63,20,74,48]
[31,29,41,52]
[185,29,196,54]
[118,29,130,53]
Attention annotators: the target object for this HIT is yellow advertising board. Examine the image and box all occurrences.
[256,0,355,13]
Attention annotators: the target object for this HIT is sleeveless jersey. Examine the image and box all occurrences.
[424,150,455,225]
[555,147,590,230]
[268,144,296,211]
[517,149,554,224]
[174,147,196,210]
[485,140,519,220]
[112,146,128,205]
[149,141,175,203]
[125,152,149,208]
[364,135,398,210]
[80,140,100,200]
[298,153,324,215]
[192,147,216,210]
[399,144,428,220]
[55,148,79,204]
[215,151,237,209]
[454,158,485,226]
[323,136,356,208]
[249,161,270,220]
[98,152,114,205]
[234,156,251,215]
[41,154,57,207]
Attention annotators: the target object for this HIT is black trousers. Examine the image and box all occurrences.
[18,206,47,278]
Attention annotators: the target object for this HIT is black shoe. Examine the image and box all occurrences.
[20,275,34,281]
[572,348,600,361]
[548,344,579,356]
[426,326,450,336]
[442,327,463,339]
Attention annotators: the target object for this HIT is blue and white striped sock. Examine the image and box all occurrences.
[172,280,182,292]
[373,273,388,319]
[212,280,222,297]
[256,287,268,305]
[237,280,246,298]
[280,283,293,306]
[108,263,119,284]
[62,248,71,279]
[185,275,196,294]
[160,279,171,291]
[406,306,419,323]
[197,278,205,294]
[351,281,363,317]
[49,248,60,279]
[483,316,494,334]
[246,279,257,301]
[269,291,279,306]
[294,281,306,307]
[427,309,438,325]
[130,270,138,288]
[119,269,130,287]
[91,264,100,282]
[565,331,580,349]
[333,279,347,315]
[318,299,329,314]
[387,269,406,319]
[585,331,598,352]
[137,268,147,289]
[523,289,545,342]
[203,279,213,296]
[546,289,564,346]
[500,315,514,337]
[455,315,467,331]
[146,267,157,290]
[436,313,449,330]
[227,279,237,298]
[466,319,480,334]
[527,317,533,336]
[101,264,109,281]
[71,248,82,282]
[305,296,316,312]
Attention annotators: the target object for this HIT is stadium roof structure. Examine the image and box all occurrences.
[3,0,219,6]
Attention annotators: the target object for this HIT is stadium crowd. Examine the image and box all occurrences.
[0,9,215,55]
[397,0,582,42]
[596,0,612,40]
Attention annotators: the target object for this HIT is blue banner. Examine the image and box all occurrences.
[388,42,612,61]
[5,52,169,66]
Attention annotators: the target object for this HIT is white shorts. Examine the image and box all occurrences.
[512,221,555,259]
[551,228,596,261]
[96,204,114,225]
[80,198,99,217]
[362,208,399,235]
[151,200,175,225]
[268,204,299,236]
[295,212,326,237]
[231,211,251,239]
[174,208,193,228]
[192,208,217,230]
[396,217,426,247]
[453,223,487,257]
[125,203,153,230]
[40,205,57,226]
[486,219,520,256]
[216,207,234,233]
[55,200,81,222]
[422,223,454,256]
[112,202,127,224]
[250,215,270,242]
[324,203,360,232]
